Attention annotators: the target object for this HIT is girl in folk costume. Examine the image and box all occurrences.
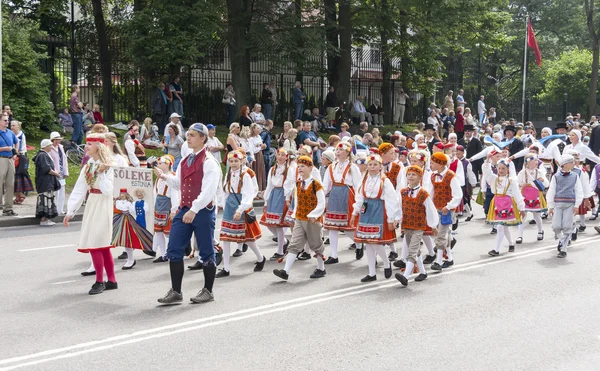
[589,160,600,233]
[379,143,403,261]
[428,152,463,272]
[64,133,118,295]
[319,150,335,183]
[152,155,180,263]
[480,149,517,234]
[482,155,526,257]
[112,188,154,269]
[516,154,549,243]
[350,154,400,282]
[323,141,362,264]
[444,143,464,241]
[398,147,409,167]
[261,148,296,261]
[396,165,439,286]
[273,156,328,280]
[565,149,594,239]
[456,145,477,221]
[354,152,368,177]
[546,154,584,257]
[217,150,266,277]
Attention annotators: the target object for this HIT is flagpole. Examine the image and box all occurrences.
[521,15,528,124]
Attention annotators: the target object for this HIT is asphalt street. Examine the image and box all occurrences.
[1,204,600,371]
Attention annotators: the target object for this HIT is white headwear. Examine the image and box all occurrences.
[558,154,574,166]
[541,127,552,136]
[492,132,502,141]
[571,129,582,141]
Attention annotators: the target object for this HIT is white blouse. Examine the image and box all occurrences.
[249,135,264,154]
[323,160,361,194]
[482,162,525,210]
[264,163,296,203]
[517,167,549,189]
[66,159,114,217]
[353,175,401,223]
[220,169,256,213]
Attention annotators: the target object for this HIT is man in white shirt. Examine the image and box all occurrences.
[352,96,372,124]
[124,123,141,167]
[164,113,185,139]
[477,95,486,123]
[457,89,466,110]
[394,89,409,127]
[206,124,224,163]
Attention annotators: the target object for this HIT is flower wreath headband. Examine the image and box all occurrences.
[227,151,244,160]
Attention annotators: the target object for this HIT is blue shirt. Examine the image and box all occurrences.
[0,128,17,157]
[293,87,304,104]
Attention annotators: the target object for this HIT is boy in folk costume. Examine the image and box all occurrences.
[350,154,399,282]
[217,149,266,277]
[428,152,462,271]
[456,145,477,221]
[516,154,549,243]
[547,154,584,257]
[483,156,526,256]
[564,149,594,240]
[261,148,296,260]
[152,155,180,263]
[395,166,439,286]
[273,156,327,280]
[323,141,362,264]
[444,143,464,245]
[379,143,403,261]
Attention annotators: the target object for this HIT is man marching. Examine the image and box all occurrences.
[156,123,222,304]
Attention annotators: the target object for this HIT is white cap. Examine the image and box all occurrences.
[188,123,208,136]
[40,139,53,148]
[558,154,574,166]
[170,112,182,119]
[49,131,63,141]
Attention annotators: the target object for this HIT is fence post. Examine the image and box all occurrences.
[391,80,395,124]
[563,93,568,120]
[70,1,77,86]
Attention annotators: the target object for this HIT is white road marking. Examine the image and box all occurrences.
[0,237,597,370]
[51,280,77,285]
[18,245,76,252]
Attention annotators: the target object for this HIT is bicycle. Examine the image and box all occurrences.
[66,142,86,166]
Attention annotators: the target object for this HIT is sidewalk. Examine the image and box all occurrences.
[0,193,265,228]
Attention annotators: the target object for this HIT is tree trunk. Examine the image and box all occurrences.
[226,0,252,110]
[91,0,114,121]
[324,0,339,90]
[590,38,600,116]
[379,0,392,125]
[338,0,351,106]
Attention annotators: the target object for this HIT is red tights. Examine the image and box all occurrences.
[90,249,116,283]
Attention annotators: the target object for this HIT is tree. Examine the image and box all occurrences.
[2,14,54,132]
[225,0,253,110]
[585,0,600,115]
[90,0,114,122]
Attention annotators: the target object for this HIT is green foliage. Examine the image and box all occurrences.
[2,14,55,134]
[536,48,592,112]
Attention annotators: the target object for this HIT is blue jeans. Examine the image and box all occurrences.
[172,100,184,117]
[263,104,272,120]
[226,104,235,126]
[167,206,216,263]
[71,113,83,145]
[479,113,485,123]
[295,103,304,120]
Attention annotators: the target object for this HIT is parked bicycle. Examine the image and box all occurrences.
[66,142,85,165]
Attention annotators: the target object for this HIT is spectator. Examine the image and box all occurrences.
[2,105,14,122]
[223,82,236,126]
[69,84,84,145]
[454,107,465,141]
[456,89,466,110]
[293,81,306,120]
[352,96,372,124]
[206,124,224,164]
[92,104,103,124]
[239,126,254,165]
[165,124,184,171]
[327,135,341,152]
[260,120,273,175]
[276,121,292,148]
[11,121,33,205]
[82,103,96,132]
[283,129,298,152]
[123,121,146,167]
[362,133,374,147]
[339,122,351,139]
[170,75,184,117]
[249,123,267,191]
[163,75,173,115]
[249,104,266,125]
[325,86,337,125]
[260,83,273,121]
[427,109,438,132]
[487,107,496,125]
[299,121,320,165]
[140,117,163,149]
[371,127,383,146]
[294,120,304,148]
[358,121,369,137]
[58,108,73,134]
[239,105,253,127]
[164,112,185,140]
[33,139,61,226]
[311,107,328,131]
[477,95,486,123]
[368,99,383,127]
[49,132,68,214]
[427,103,437,118]
[152,82,168,133]
[226,122,242,157]
[394,89,409,127]
[443,90,454,112]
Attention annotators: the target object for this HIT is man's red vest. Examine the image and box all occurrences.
[180,148,207,208]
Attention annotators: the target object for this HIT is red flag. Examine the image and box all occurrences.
[527,19,542,67]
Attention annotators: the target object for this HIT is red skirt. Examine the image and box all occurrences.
[576,197,595,215]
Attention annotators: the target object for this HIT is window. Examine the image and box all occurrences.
[370,44,381,65]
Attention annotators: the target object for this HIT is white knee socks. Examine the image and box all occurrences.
[533,213,543,233]
[246,241,263,262]
[423,235,435,256]
[401,239,408,261]
[222,241,231,272]
[417,255,426,274]
[124,247,135,267]
[328,230,339,258]
[284,253,297,273]
[504,225,513,245]
[153,232,166,256]
[276,228,285,255]
[366,244,376,276]
[580,214,586,227]
[389,242,397,253]
[374,245,390,269]
[316,255,325,271]
[404,261,414,278]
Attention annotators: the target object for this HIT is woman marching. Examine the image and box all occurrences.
[323,141,362,264]
[350,154,399,282]
[482,153,526,257]
[64,133,118,295]
[516,153,549,243]
[261,148,295,260]
[217,149,266,277]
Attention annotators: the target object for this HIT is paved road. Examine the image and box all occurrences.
[1,205,600,371]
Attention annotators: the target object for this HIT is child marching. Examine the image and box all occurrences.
[516,153,548,243]
[350,154,399,282]
[151,155,179,263]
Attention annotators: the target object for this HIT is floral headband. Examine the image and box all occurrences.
[368,154,382,164]
[297,155,313,167]
[277,148,288,157]
[337,142,351,152]
[227,151,244,160]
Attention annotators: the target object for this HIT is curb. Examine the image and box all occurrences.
[0,200,265,228]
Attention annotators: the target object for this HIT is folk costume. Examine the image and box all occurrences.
[457,146,477,221]
[217,151,265,277]
[66,136,117,294]
[482,160,526,256]
[517,154,549,242]
[546,155,584,257]
[323,142,361,264]
[352,154,400,282]
[124,138,147,168]
[395,166,439,286]
[568,152,594,237]
[379,143,403,260]
[273,156,328,281]
[428,152,462,272]
[589,163,600,233]
[152,155,180,263]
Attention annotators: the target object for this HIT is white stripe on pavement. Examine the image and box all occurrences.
[0,237,597,370]
[18,245,76,252]
[51,280,77,285]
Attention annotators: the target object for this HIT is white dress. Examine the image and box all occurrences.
[67,159,114,252]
